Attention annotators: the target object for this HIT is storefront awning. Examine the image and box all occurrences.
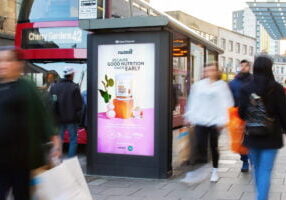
[247,1,286,40]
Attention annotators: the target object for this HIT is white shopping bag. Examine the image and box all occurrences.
[181,164,211,185]
[33,157,93,200]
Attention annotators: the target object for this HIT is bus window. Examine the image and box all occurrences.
[24,61,87,93]
[18,0,78,23]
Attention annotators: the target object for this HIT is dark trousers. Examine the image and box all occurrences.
[195,125,220,168]
[240,154,249,162]
[0,169,30,200]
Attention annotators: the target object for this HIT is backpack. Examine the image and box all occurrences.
[245,93,275,136]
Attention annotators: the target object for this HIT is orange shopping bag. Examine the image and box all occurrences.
[228,107,248,155]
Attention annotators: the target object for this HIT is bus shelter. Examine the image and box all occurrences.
[80,15,223,179]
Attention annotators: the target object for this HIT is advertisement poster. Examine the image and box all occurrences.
[79,0,97,19]
[97,43,155,156]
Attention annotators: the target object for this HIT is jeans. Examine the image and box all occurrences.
[240,154,249,162]
[59,123,78,158]
[0,169,30,200]
[249,148,278,200]
[195,125,220,168]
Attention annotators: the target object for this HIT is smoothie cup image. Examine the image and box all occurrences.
[113,74,134,119]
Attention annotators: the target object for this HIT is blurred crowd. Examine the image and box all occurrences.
[185,56,286,200]
[0,46,286,200]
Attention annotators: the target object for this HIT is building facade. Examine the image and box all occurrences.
[273,62,286,86]
[272,55,286,86]
[112,0,150,18]
[232,8,280,55]
[218,28,256,73]
[167,11,256,74]
[167,11,219,45]
[0,0,18,46]
[233,8,257,38]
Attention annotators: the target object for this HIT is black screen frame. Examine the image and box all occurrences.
[87,30,172,178]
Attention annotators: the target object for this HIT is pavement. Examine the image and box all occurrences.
[86,133,286,200]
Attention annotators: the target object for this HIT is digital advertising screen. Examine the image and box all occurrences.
[97,43,155,156]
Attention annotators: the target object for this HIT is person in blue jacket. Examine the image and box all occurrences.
[229,59,253,172]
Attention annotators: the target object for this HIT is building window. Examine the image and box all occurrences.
[229,41,234,52]
[249,46,254,56]
[274,66,278,74]
[221,38,226,50]
[221,56,226,68]
[212,37,218,45]
[281,67,284,75]
[276,66,278,74]
[235,43,240,54]
[227,58,233,68]
[202,32,206,38]
[243,45,247,55]
[210,35,218,45]
[235,59,240,71]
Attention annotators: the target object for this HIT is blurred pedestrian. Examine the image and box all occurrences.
[229,60,252,172]
[0,46,61,200]
[185,63,234,182]
[43,70,59,92]
[50,67,83,158]
[238,56,286,200]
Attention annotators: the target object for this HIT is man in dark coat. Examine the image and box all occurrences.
[229,59,252,172]
[50,67,83,158]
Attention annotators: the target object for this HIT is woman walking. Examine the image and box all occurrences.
[238,56,286,200]
[185,63,234,182]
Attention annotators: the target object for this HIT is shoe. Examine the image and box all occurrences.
[241,161,249,173]
[210,169,219,182]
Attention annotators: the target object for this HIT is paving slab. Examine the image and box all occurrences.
[86,134,286,200]
[240,192,281,200]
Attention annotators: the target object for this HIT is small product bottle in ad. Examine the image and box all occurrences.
[113,74,134,119]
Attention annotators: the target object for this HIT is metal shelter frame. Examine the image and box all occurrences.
[248,1,286,40]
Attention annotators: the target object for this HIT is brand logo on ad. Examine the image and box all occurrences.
[118,49,133,55]
[128,146,134,151]
[115,40,135,44]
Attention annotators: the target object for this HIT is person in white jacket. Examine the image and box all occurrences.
[185,63,234,182]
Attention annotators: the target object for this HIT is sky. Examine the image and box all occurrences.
[150,0,248,29]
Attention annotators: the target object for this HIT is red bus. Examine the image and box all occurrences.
[16,0,89,144]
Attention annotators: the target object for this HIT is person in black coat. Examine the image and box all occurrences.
[50,67,83,158]
[229,60,252,172]
[239,56,286,200]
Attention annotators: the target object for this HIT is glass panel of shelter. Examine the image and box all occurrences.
[24,62,87,93]
[172,32,190,128]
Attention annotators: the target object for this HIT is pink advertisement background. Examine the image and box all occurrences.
[97,108,154,156]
